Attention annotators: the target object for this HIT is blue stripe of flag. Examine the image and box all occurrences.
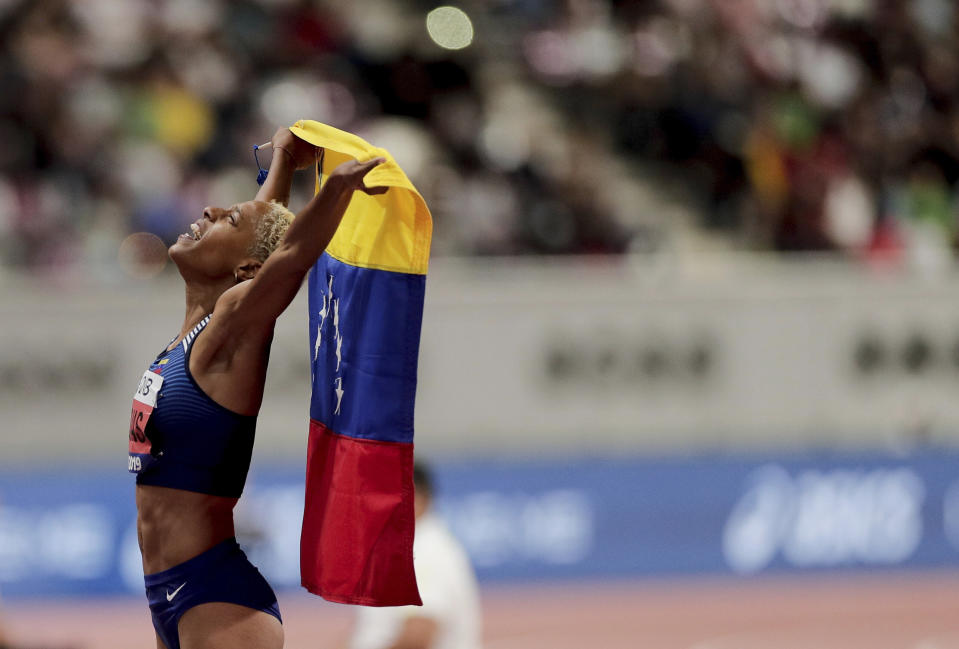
[308,252,425,444]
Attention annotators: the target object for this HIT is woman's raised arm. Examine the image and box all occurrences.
[254,127,317,206]
[224,154,386,333]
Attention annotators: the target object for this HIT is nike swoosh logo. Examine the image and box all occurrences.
[166,582,187,602]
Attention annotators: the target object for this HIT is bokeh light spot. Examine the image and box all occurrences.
[118,232,168,279]
[426,6,474,51]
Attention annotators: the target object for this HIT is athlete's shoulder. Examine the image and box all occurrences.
[212,281,253,319]
[212,281,278,337]
[191,286,275,369]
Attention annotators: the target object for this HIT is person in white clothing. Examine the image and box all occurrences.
[348,462,482,649]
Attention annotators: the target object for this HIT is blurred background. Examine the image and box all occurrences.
[4,0,959,647]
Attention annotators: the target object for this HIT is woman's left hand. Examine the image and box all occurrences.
[271,128,318,170]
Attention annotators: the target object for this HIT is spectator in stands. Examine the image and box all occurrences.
[7,0,959,269]
[346,462,481,649]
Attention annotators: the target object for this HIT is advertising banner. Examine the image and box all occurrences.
[1,450,958,597]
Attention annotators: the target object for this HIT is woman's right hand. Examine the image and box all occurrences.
[327,157,388,195]
[271,128,318,170]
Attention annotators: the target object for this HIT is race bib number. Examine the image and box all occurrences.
[129,370,163,473]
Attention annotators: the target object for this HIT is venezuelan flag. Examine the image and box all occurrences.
[291,120,430,607]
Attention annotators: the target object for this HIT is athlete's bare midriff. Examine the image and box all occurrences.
[133,311,272,576]
[136,485,238,574]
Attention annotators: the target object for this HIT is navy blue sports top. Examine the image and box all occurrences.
[128,315,256,498]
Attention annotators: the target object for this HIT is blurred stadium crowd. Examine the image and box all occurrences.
[3,0,959,275]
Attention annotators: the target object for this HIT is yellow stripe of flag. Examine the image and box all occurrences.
[289,120,432,276]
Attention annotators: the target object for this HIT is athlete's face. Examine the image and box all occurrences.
[169,200,267,281]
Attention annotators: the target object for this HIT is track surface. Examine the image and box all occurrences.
[6,573,959,648]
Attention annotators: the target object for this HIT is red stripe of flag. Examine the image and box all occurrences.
[300,420,422,606]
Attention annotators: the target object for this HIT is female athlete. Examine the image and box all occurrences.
[128,127,385,649]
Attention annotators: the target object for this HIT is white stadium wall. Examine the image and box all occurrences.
[2,256,959,463]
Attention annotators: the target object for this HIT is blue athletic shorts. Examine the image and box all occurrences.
[144,537,281,649]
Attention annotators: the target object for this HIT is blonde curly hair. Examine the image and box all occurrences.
[249,200,294,262]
